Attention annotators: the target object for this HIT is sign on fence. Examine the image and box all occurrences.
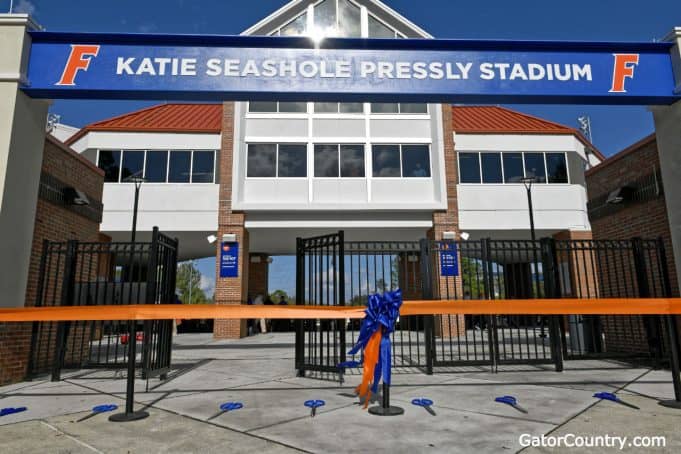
[440,242,459,277]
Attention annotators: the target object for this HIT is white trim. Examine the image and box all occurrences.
[245,219,434,228]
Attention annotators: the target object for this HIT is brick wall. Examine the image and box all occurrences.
[585,135,680,356]
[0,135,104,385]
[214,102,248,339]
[248,254,269,300]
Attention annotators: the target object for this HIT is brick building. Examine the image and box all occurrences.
[0,135,104,384]
[586,133,680,355]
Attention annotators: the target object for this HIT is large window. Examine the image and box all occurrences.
[372,144,431,178]
[313,0,361,38]
[247,144,307,178]
[458,152,570,184]
[98,150,121,183]
[314,102,363,114]
[314,144,365,177]
[371,103,428,114]
[368,15,401,38]
[97,150,216,183]
[249,101,306,113]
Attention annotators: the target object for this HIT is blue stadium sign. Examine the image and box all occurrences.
[22,32,680,104]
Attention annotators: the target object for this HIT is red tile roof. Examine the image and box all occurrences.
[451,105,604,160]
[66,103,222,145]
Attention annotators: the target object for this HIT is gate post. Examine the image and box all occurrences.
[338,231,346,367]
[656,237,681,406]
[419,238,434,375]
[142,227,160,378]
[51,240,78,382]
[295,237,305,377]
[481,238,498,370]
[632,237,663,368]
[540,238,564,372]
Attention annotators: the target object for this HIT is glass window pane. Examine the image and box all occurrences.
[120,150,145,182]
[339,102,363,113]
[145,151,167,183]
[98,150,121,183]
[279,102,307,113]
[314,102,338,113]
[281,12,307,36]
[249,101,277,113]
[314,0,336,35]
[278,144,307,177]
[400,104,428,114]
[503,153,524,183]
[371,103,399,114]
[481,153,503,183]
[372,145,401,177]
[524,153,547,183]
[458,152,481,183]
[247,144,276,178]
[546,153,568,183]
[369,15,395,38]
[402,145,430,178]
[168,151,191,182]
[192,151,215,183]
[340,144,365,177]
[338,0,361,37]
[314,144,339,177]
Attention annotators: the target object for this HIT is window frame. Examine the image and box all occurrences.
[371,143,432,179]
[96,149,217,184]
[246,143,308,179]
[313,143,366,179]
[457,151,571,185]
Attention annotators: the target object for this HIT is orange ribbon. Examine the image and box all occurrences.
[1,298,681,322]
[355,330,382,408]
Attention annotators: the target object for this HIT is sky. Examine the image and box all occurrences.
[8,0,679,297]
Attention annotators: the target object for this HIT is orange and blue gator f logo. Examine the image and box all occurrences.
[609,53,639,93]
[56,45,101,86]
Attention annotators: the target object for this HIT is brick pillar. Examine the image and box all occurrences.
[430,105,465,338]
[214,102,248,339]
[248,254,269,299]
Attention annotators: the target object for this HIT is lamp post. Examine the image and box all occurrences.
[520,177,537,242]
[110,171,148,422]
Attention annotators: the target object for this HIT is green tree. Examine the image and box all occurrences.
[176,262,209,304]
[269,289,290,304]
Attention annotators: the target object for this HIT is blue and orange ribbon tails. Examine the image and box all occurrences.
[347,289,403,408]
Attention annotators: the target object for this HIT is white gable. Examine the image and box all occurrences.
[241,0,432,39]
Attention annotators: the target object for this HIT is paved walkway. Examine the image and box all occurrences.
[1,333,680,453]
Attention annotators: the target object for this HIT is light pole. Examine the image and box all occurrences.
[110,171,148,422]
[520,176,537,242]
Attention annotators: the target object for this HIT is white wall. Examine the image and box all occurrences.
[456,132,593,235]
[70,131,221,153]
[232,102,447,211]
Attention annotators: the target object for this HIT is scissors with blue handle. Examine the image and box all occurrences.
[0,407,27,417]
[411,398,436,416]
[304,399,325,417]
[593,392,640,410]
[208,401,244,421]
[76,404,118,422]
[495,396,528,414]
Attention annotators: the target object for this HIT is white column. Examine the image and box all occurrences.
[0,14,49,308]
[651,27,681,289]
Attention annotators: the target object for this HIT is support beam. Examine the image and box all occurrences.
[651,27,681,292]
[0,14,49,308]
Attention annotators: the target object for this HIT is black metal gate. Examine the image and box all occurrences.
[28,227,178,380]
[295,231,675,377]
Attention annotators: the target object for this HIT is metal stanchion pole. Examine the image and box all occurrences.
[109,321,149,422]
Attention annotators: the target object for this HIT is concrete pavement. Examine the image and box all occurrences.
[1,333,680,453]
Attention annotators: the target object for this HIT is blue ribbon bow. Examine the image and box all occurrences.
[347,289,402,394]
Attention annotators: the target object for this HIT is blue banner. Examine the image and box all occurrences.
[219,242,239,278]
[440,242,459,277]
[22,32,679,105]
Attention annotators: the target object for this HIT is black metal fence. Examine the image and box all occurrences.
[295,232,676,377]
[28,227,178,380]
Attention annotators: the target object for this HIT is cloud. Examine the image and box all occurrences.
[199,275,215,297]
[13,0,36,14]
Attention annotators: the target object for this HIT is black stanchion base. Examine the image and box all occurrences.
[109,410,150,422]
[658,400,681,409]
[368,405,404,416]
